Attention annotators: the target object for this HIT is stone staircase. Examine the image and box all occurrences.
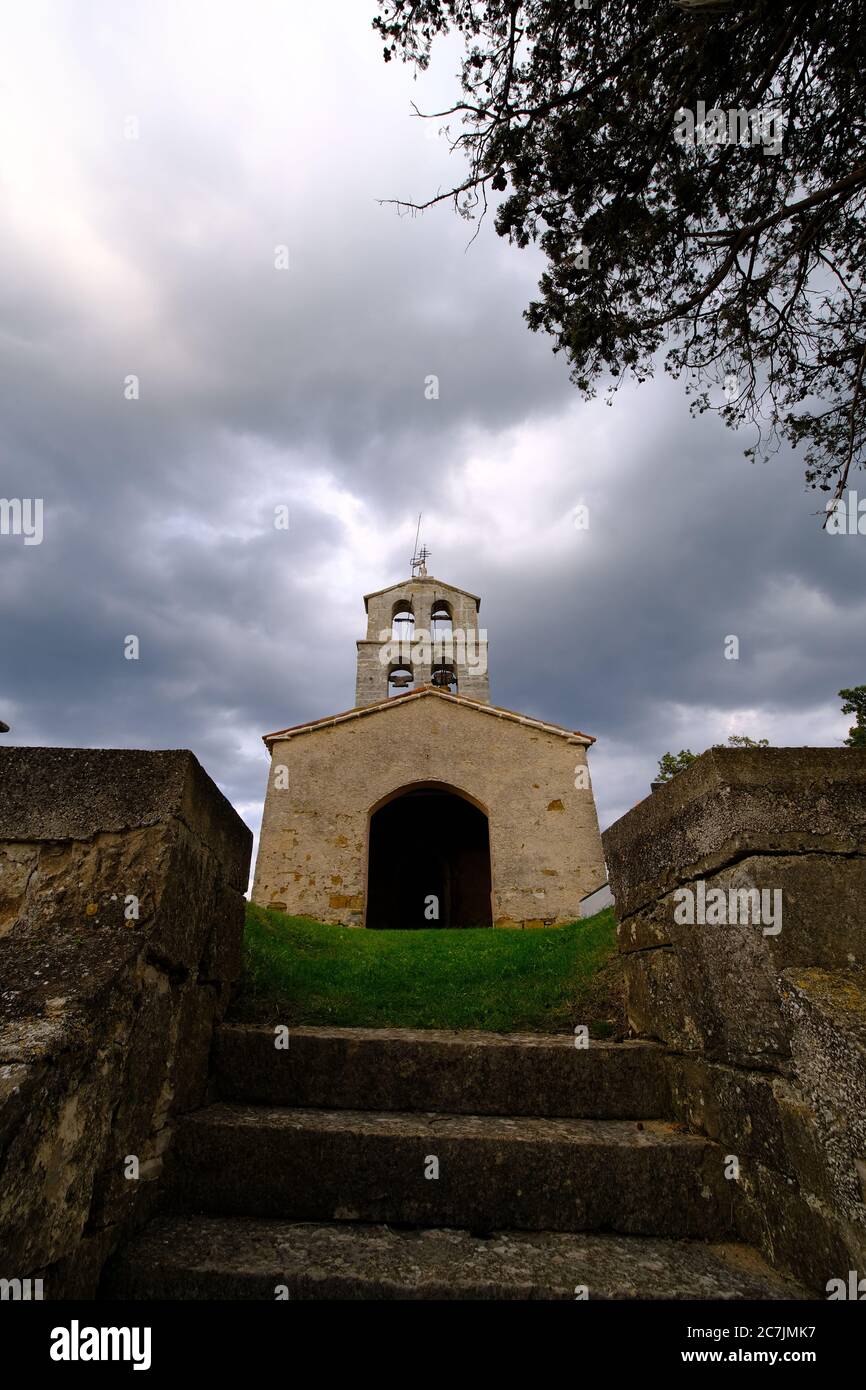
[103,1026,807,1299]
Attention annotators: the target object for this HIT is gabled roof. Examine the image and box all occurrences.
[363,575,481,612]
[263,684,595,747]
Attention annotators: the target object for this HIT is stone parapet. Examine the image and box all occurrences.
[0,747,252,1297]
[603,748,866,1291]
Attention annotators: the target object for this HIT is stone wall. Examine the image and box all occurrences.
[0,747,251,1298]
[603,747,866,1292]
[355,576,490,706]
[253,690,605,928]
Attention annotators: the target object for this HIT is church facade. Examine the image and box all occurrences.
[252,569,606,928]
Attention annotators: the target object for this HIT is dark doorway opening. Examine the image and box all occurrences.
[366,785,493,930]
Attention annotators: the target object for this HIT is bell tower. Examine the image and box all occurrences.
[354,552,489,708]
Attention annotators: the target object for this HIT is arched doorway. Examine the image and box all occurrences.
[366,784,493,929]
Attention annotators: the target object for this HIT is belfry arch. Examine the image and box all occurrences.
[365,782,493,929]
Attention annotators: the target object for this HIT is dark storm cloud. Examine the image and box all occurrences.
[1,1,861,849]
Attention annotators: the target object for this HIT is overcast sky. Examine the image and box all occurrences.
[2,1,862,860]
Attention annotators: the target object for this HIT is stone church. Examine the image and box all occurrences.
[252,561,605,928]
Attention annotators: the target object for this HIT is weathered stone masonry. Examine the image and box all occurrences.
[253,688,606,928]
[0,747,251,1298]
[355,575,490,707]
[254,571,607,928]
[603,747,866,1292]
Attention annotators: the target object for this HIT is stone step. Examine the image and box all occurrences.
[172,1104,732,1238]
[213,1025,670,1119]
[103,1214,809,1300]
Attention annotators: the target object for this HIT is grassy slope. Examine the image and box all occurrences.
[232,902,624,1035]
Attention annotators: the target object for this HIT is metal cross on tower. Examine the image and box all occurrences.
[410,514,430,577]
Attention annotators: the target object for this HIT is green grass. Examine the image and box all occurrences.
[231,902,624,1035]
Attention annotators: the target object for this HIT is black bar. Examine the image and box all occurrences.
[3,1297,860,1376]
